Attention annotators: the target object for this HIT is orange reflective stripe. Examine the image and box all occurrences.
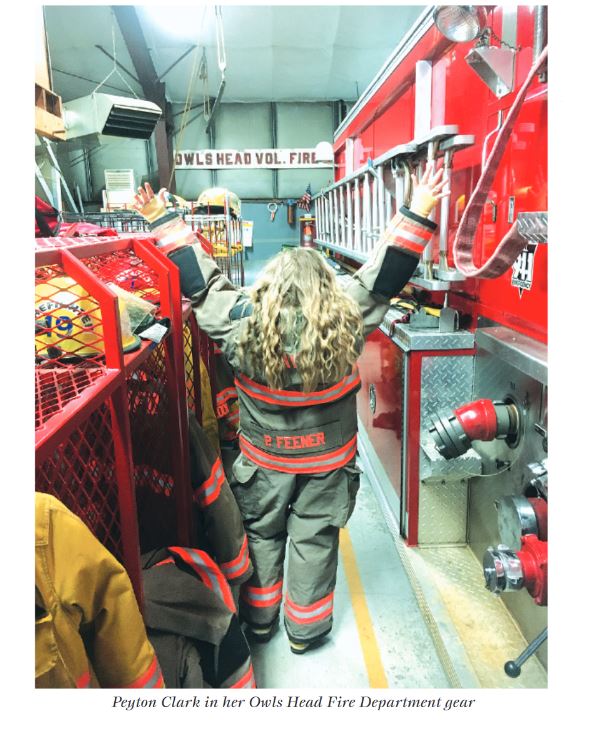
[390,216,434,255]
[239,434,357,475]
[285,592,333,614]
[76,671,91,688]
[169,547,236,613]
[382,213,434,255]
[217,387,238,404]
[220,534,251,580]
[123,655,164,688]
[391,233,428,256]
[229,662,256,689]
[242,580,283,608]
[246,581,283,595]
[235,367,361,407]
[284,592,334,626]
[401,219,434,241]
[154,557,174,567]
[242,591,283,608]
[194,457,225,507]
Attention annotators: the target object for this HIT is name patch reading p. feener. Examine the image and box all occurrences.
[264,432,326,450]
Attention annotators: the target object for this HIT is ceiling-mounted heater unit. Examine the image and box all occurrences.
[63,92,162,147]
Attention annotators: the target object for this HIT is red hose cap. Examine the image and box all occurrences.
[517,535,548,606]
[454,398,498,442]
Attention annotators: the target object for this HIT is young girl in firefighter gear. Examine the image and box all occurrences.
[133,165,448,653]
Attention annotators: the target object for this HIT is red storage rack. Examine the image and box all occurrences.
[34,235,196,607]
[35,241,143,601]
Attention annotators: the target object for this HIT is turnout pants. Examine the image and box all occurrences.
[231,454,360,643]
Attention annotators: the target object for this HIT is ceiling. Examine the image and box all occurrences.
[44,4,427,105]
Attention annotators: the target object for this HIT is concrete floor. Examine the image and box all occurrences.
[247,466,450,689]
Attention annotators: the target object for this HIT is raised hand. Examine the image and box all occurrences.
[410,161,450,218]
[132,182,169,223]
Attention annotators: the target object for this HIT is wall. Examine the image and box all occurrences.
[54,100,337,207]
[241,201,313,285]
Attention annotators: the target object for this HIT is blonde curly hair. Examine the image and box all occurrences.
[237,248,364,392]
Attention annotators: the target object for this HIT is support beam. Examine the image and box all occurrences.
[52,67,131,96]
[94,45,140,83]
[158,45,197,81]
[112,5,176,191]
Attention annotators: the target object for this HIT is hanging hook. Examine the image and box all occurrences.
[215,6,227,76]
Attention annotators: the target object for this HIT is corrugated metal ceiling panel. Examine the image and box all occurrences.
[45,5,427,104]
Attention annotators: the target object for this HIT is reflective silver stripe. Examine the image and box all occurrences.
[196,460,224,503]
[185,549,226,603]
[142,665,164,689]
[244,588,282,603]
[228,662,256,689]
[221,538,249,576]
[396,227,431,246]
[285,598,333,621]
[156,225,193,247]
[217,387,238,402]
[236,369,360,406]
[222,556,248,577]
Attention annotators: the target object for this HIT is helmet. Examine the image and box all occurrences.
[167,193,191,210]
[35,275,139,361]
[195,187,241,218]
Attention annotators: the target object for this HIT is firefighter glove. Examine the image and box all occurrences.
[410,162,450,219]
[133,183,170,223]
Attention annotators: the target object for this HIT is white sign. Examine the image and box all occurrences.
[174,148,333,170]
[242,220,254,248]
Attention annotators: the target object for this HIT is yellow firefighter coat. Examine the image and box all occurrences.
[35,493,164,688]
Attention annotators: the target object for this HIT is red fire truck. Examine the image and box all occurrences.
[314,5,548,685]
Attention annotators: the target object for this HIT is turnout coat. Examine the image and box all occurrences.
[150,205,437,476]
[148,205,437,640]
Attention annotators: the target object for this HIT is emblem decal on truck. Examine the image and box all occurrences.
[511,244,537,297]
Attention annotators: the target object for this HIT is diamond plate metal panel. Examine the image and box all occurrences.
[393,324,475,352]
[420,355,475,422]
[418,479,468,544]
[414,546,547,687]
[418,354,474,543]
[468,328,548,668]
[420,433,482,481]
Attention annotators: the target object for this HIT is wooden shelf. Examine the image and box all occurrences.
[35,83,66,141]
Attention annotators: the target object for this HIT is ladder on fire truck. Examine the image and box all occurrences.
[313,126,474,291]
